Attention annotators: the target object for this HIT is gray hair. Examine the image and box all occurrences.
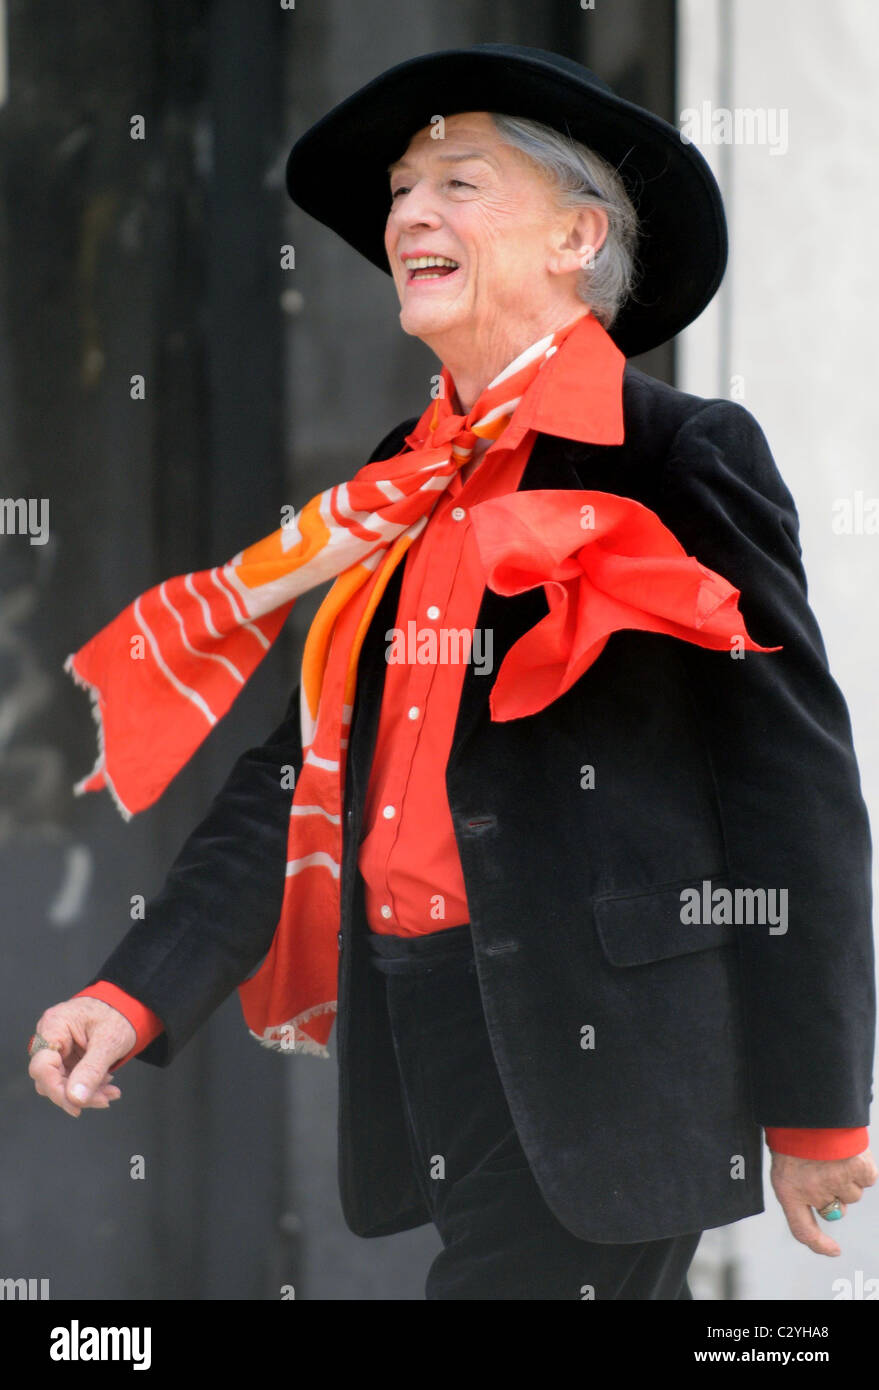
[490,113,640,329]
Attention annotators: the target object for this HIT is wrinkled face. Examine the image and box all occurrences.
[384,111,572,345]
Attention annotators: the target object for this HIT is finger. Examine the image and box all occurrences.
[848,1154,879,1187]
[92,1070,122,1100]
[31,1053,84,1118]
[28,1047,66,1086]
[28,1035,73,1080]
[67,1070,122,1106]
[66,1037,130,1105]
[29,1048,69,1094]
[832,1180,864,1205]
[69,1081,121,1108]
[34,1065,120,1115]
[68,1078,124,1108]
[32,1015,77,1062]
[86,1080,122,1104]
[780,1196,842,1256]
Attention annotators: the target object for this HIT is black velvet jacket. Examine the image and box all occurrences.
[88,365,875,1243]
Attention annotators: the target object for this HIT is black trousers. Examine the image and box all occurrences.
[367,922,702,1300]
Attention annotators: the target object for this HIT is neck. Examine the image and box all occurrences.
[440,305,590,413]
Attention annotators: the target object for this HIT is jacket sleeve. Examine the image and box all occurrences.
[77,680,304,1067]
[658,399,875,1132]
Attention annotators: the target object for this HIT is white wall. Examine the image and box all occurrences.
[678,0,879,1302]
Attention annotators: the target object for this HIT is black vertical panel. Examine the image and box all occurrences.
[138,5,213,1297]
[1,0,288,1299]
[196,0,290,1300]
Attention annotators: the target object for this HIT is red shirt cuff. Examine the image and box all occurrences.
[74,982,164,1068]
[764,1126,869,1160]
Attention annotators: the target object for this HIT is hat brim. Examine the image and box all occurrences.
[285,44,727,359]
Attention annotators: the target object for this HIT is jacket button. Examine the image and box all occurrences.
[337,931,343,950]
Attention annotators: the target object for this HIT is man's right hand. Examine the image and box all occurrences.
[28,999,135,1117]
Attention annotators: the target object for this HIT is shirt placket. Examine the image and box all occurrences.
[372,471,469,926]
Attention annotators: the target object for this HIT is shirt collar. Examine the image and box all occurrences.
[404,311,625,454]
[500,310,625,450]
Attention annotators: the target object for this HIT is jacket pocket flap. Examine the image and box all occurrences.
[594,881,737,966]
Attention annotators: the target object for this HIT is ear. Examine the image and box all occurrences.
[547,205,609,278]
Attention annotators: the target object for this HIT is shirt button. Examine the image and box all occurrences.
[426,605,440,620]
[382,805,396,819]
[407,706,420,720]
[380,905,392,920]
[451,506,466,521]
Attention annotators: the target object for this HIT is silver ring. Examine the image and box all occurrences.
[817,1197,844,1221]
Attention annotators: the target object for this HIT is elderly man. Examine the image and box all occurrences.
[30,45,875,1301]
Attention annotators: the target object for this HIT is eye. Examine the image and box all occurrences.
[390,178,473,201]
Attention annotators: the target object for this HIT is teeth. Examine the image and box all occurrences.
[405,255,459,270]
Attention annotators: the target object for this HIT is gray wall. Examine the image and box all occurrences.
[678,0,879,1301]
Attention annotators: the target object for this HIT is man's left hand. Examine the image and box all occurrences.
[770,1149,877,1255]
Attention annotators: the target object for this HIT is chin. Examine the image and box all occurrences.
[399,303,464,339]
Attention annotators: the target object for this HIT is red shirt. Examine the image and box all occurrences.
[76,313,867,1161]
[358,420,528,932]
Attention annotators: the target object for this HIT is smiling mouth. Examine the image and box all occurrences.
[404,255,460,283]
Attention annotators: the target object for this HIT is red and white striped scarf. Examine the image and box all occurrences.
[66,319,583,1055]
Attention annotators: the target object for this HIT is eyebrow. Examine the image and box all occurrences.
[386,149,495,176]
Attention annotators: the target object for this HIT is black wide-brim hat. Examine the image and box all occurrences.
[286,43,727,359]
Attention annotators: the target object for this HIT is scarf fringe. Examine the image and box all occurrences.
[63,655,134,823]
[249,1000,338,1057]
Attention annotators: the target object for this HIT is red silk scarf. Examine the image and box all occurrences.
[65,315,778,1055]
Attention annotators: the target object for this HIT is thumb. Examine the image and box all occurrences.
[66,1027,129,1103]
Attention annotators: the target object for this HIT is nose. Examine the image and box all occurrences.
[388,178,443,235]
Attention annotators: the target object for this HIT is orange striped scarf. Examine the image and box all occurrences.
[65,319,581,1055]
